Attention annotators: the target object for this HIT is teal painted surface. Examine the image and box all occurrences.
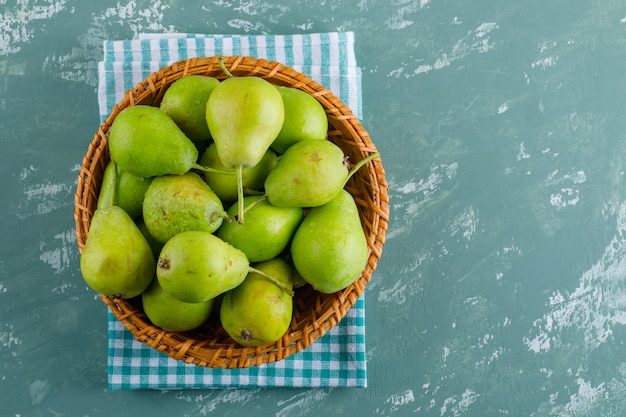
[3,1,626,415]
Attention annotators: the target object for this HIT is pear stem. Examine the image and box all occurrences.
[234,195,267,222]
[236,165,245,224]
[192,163,236,175]
[247,195,268,209]
[343,152,381,187]
[243,188,265,196]
[218,210,235,224]
[248,267,294,297]
[218,56,234,78]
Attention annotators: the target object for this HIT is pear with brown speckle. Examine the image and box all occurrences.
[264,139,348,208]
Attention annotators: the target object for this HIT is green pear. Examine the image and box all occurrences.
[217,196,304,262]
[264,139,348,208]
[109,105,198,177]
[290,189,369,294]
[156,231,249,303]
[142,172,226,244]
[206,68,284,223]
[80,206,155,299]
[199,143,278,204]
[271,86,328,154]
[160,75,219,142]
[220,257,294,346]
[206,76,284,168]
[97,160,152,219]
[142,278,214,332]
[135,217,164,259]
[96,160,118,210]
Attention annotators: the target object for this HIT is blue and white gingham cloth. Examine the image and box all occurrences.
[98,32,367,390]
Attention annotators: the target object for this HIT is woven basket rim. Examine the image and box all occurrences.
[74,55,389,368]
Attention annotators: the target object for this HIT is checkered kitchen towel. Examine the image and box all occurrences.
[98,32,367,390]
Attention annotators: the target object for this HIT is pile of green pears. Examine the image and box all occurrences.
[80,63,377,347]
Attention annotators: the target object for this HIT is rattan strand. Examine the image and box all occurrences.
[74,55,389,368]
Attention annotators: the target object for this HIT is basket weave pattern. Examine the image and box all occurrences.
[74,56,389,368]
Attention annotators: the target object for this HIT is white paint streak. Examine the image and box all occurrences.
[388,22,499,78]
[464,296,484,306]
[227,18,265,32]
[498,242,522,257]
[524,201,626,353]
[545,169,587,186]
[0,323,21,349]
[20,180,73,218]
[550,189,580,209]
[396,163,456,203]
[398,163,458,201]
[530,41,562,72]
[378,278,409,305]
[545,169,586,210]
[532,56,558,69]
[543,378,608,416]
[387,389,416,411]
[276,389,332,417]
[385,0,430,30]
[43,0,175,85]
[375,389,415,414]
[234,1,289,16]
[448,206,479,242]
[19,165,38,180]
[174,389,260,416]
[377,251,429,304]
[0,0,68,56]
[517,142,531,161]
[387,163,458,240]
[39,229,76,274]
[440,389,479,416]
[51,280,74,295]
[474,22,498,38]
[442,346,450,361]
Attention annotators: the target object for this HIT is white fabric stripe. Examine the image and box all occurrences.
[97,61,109,117]
[222,36,233,55]
[329,64,340,102]
[131,65,143,89]
[168,37,179,62]
[274,35,286,65]
[256,36,267,60]
[291,35,303,68]
[310,32,322,66]
[112,63,125,109]
[239,36,249,56]
[328,32,340,68]
[131,43,142,65]
[112,40,125,63]
[204,36,215,57]
[152,41,163,65]
[345,31,356,68]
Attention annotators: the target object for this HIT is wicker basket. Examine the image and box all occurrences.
[74,55,389,368]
